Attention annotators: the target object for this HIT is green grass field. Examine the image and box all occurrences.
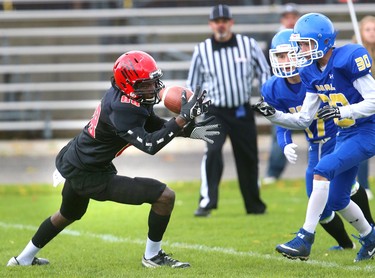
[1,179,375,277]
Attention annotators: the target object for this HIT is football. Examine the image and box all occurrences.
[159,85,193,114]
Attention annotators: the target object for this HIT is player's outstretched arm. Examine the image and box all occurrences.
[253,93,321,130]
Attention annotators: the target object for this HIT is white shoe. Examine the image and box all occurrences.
[263,176,277,185]
[7,256,49,266]
[366,189,374,200]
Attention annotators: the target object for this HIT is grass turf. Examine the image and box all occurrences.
[1,179,375,277]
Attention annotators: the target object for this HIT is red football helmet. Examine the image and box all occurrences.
[113,51,164,104]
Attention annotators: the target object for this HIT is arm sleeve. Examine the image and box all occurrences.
[339,74,375,119]
[267,92,321,130]
[276,126,293,150]
[118,118,182,155]
[110,105,182,155]
[144,109,167,132]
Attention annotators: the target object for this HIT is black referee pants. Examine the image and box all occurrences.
[198,104,266,214]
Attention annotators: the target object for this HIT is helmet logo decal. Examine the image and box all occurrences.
[119,59,140,85]
[290,33,300,40]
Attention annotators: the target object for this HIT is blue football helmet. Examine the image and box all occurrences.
[269,29,299,78]
[289,13,337,67]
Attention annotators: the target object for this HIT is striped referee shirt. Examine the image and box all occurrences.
[187,33,270,108]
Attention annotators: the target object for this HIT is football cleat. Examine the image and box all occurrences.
[276,228,315,261]
[142,250,190,268]
[329,243,356,251]
[7,256,50,266]
[354,227,375,262]
[194,207,211,217]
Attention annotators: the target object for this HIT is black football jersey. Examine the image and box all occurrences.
[56,85,182,176]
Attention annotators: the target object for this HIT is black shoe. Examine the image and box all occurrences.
[247,206,266,215]
[142,250,190,268]
[194,207,211,217]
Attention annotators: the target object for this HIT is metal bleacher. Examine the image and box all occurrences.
[1,2,374,138]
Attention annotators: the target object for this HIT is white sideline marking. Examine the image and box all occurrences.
[1,221,375,272]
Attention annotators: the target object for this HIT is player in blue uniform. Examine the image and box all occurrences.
[6,51,219,268]
[253,13,375,262]
[263,28,374,251]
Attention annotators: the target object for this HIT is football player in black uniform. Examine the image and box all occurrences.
[7,51,219,268]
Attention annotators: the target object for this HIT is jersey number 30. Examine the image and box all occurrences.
[355,54,371,72]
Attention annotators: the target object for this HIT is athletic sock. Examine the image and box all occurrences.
[145,210,171,259]
[351,184,375,225]
[32,217,64,248]
[15,240,40,265]
[320,213,353,248]
[303,180,330,233]
[144,238,161,260]
[16,217,63,265]
[338,200,372,237]
[147,210,171,242]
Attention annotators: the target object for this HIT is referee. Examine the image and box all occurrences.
[187,4,270,217]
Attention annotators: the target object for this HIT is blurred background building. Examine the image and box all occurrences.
[0,0,374,139]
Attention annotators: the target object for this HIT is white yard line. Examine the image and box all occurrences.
[1,221,374,272]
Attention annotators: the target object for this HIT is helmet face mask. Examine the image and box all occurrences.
[289,13,337,67]
[113,51,165,105]
[269,29,299,78]
[288,35,323,67]
[131,76,164,104]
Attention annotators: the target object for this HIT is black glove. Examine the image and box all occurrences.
[317,105,341,121]
[251,96,276,117]
[182,116,220,144]
[180,86,210,122]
